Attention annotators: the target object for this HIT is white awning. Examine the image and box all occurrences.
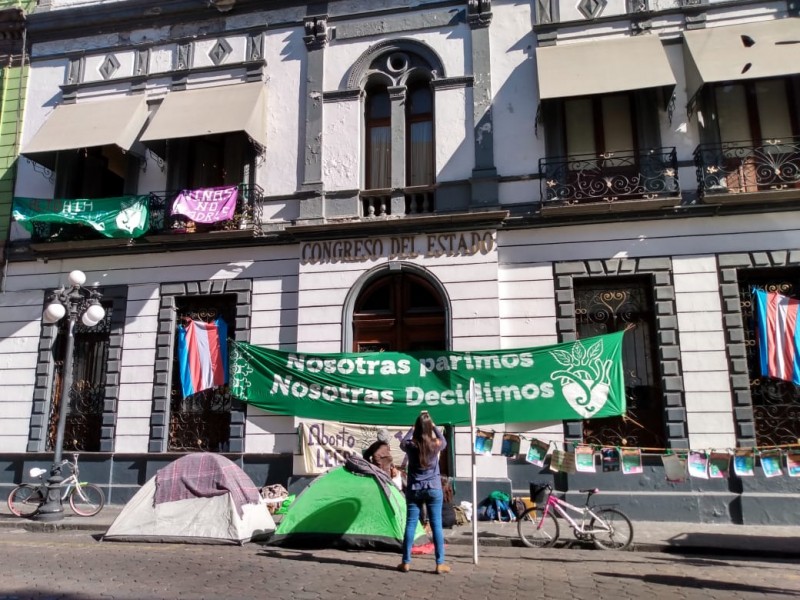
[684,17,800,100]
[536,35,676,100]
[22,95,149,170]
[140,82,267,150]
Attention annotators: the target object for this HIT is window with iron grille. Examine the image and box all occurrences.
[168,296,236,452]
[47,301,112,453]
[738,269,800,447]
[574,278,666,448]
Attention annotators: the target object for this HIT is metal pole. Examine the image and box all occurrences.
[469,378,478,565]
[34,306,77,522]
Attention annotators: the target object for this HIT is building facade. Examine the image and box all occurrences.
[0,0,798,523]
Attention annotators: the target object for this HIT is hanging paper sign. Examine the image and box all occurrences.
[475,430,494,455]
[688,451,709,479]
[662,453,687,483]
[229,332,627,426]
[601,447,620,472]
[620,447,643,475]
[708,451,731,479]
[760,450,783,478]
[575,446,596,473]
[171,185,238,224]
[786,451,800,477]
[500,434,521,457]
[298,420,408,475]
[525,439,550,466]
[549,450,576,474]
[733,449,755,477]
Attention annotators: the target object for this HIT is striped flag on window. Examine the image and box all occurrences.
[177,317,229,398]
[753,288,800,386]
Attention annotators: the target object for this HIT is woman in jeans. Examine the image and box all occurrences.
[398,411,450,574]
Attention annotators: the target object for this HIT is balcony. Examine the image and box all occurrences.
[361,185,436,218]
[695,137,800,204]
[16,184,264,254]
[146,183,264,241]
[539,147,680,216]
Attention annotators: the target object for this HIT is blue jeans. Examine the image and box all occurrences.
[402,487,445,565]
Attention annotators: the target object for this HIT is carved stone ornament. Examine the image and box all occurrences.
[467,0,493,28]
[304,15,329,49]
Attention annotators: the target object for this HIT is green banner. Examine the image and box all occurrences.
[12,196,150,239]
[230,332,627,426]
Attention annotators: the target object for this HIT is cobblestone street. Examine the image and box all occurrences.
[1,529,798,600]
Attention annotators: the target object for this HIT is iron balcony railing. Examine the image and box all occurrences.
[148,183,264,235]
[539,147,680,207]
[361,185,436,218]
[694,136,800,199]
[24,184,264,244]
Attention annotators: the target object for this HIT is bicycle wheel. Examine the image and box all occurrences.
[69,483,105,517]
[590,508,633,550]
[517,507,559,548]
[8,484,43,517]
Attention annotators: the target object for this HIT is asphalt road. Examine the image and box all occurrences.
[1,529,798,600]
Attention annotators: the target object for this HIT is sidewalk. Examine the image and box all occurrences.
[2,505,799,558]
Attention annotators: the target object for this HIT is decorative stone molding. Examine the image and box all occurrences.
[467,0,493,28]
[247,32,263,62]
[347,39,446,89]
[304,14,329,50]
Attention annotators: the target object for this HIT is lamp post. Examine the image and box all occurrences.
[33,270,105,522]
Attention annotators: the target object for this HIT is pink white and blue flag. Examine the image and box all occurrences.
[178,317,229,398]
[753,288,800,386]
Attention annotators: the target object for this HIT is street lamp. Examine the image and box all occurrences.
[33,270,105,522]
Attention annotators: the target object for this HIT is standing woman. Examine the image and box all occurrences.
[398,410,450,574]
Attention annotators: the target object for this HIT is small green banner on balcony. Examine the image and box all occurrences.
[12,196,150,239]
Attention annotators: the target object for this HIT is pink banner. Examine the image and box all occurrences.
[171,185,238,224]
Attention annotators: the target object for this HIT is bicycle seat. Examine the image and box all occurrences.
[29,467,48,478]
[579,488,599,495]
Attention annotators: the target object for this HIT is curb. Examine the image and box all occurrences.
[5,520,800,560]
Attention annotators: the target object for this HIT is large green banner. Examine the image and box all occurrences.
[12,196,150,239]
[230,332,626,426]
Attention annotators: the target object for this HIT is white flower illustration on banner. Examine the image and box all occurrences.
[229,344,254,397]
[549,338,612,419]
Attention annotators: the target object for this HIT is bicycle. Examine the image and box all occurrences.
[517,483,633,550]
[7,453,105,518]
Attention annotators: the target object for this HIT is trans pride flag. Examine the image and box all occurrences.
[178,317,229,398]
[753,289,800,386]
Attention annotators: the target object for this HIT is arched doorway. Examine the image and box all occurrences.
[352,270,447,352]
[352,269,451,476]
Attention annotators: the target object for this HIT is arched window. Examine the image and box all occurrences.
[365,83,391,190]
[406,80,434,187]
[354,42,442,217]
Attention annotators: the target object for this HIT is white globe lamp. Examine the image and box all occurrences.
[81,303,106,327]
[43,302,66,324]
[68,270,86,287]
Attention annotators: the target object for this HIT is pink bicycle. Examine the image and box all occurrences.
[517,483,633,550]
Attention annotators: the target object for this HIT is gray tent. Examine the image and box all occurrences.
[104,454,275,545]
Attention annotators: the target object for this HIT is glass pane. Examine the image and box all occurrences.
[408,121,433,186]
[367,126,391,189]
[565,98,595,157]
[409,86,432,116]
[601,94,634,154]
[755,79,793,143]
[716,84,751,142]
[368,89,390,120]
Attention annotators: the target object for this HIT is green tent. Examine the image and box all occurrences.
[268,466,426,551]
